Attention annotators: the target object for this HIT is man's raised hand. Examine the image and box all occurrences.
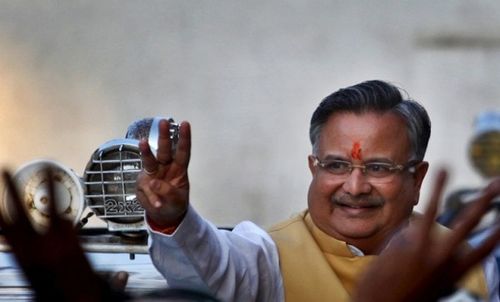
[136,119,191,229]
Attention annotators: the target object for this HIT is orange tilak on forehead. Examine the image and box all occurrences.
[351,142,362,160]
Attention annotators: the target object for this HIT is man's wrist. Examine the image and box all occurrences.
[146,211,186,235]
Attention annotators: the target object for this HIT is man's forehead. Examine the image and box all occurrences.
[317,112,412,161]
[321,111,409,137]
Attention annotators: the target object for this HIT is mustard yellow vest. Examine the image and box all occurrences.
[268,210,488,302]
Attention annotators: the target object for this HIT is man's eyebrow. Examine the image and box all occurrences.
[363,157,394,164]
[322,154,348,161]
[322,154,396,163]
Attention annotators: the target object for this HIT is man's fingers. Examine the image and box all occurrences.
[1,170,33,231]
[44,167,58,220]
[174,121,191,167]
[110,271,129,291]
[139,139,159,175]
[139,120,191,177]
[448,180,500,248]
[453,223,500,280]
[156,119,173,165]
[43,166,69,229]
[419,169,448,243]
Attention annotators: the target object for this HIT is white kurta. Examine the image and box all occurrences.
[148,205,284,302]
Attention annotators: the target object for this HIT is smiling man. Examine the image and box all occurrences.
[268,81,437,300]
[136,80,498,301]
[306,110,426,254]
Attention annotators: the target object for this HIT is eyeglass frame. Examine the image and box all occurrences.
[311,156,421,179]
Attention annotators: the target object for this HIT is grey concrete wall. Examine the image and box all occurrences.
[0,1,498,227]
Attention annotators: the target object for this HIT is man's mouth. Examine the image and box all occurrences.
[331,195,385,214]
[337,203,379,209]
[334,203,382,217]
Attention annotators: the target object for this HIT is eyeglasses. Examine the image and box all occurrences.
[312,156,420,183]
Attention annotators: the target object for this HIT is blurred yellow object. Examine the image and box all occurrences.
[468,111,500,178]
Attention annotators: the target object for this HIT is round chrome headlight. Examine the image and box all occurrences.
[84,139,144,231]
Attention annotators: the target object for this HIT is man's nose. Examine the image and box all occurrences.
[341,168,372,196]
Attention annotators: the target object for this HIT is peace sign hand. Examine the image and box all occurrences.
[352,170,500,302]
[136,119,191,229]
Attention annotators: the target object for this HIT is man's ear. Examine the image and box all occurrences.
[414,161,429,189]
[308,155,318,176]
[412,161,429,205]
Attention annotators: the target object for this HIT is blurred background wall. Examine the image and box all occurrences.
[0,0,498,227]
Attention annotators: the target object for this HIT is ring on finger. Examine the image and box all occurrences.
[143,167,158,175]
